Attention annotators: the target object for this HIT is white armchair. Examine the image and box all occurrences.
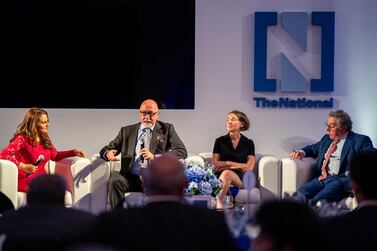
[0,157,92,210]
[48,154,114,214]
[280,157,317,197]
[280,157,357,209]
[0,160,17,208]
[235,155,279,208]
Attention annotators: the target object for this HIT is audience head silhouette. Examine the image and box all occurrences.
[141,153,187,196]
[252,200,323,251]
[0,191,15,214]
[350,151,377,203]
[27,174,67,206]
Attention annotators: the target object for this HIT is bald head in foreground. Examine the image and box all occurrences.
[141,153,187,197]
[94,153,240,251]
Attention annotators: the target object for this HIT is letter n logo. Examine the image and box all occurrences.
[253,12,335,92]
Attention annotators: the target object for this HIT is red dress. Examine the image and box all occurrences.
[0,134,75,192]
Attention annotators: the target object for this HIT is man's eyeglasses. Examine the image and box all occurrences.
[325,122,337,130]
[140,110,159,117]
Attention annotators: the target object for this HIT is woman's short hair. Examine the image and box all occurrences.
[229,110,250,131]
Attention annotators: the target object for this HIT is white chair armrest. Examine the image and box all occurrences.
[46,157,92,210]
[70,157,92,210]
[236,187,260,204]
[198,152,213,165]
[258,156,281,197]
[0,159,18,208]
[89,154,112,214]
[46,157,79,195]
[281,157,317,196]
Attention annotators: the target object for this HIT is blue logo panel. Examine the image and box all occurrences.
[253,11,335,93]
[311,12,335,92]
[254,12,277,92]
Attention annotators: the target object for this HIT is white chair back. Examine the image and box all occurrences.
[184,155,205,168]
[0,160,18,208]
[198,152,213,165]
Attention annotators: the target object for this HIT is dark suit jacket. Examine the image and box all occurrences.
[100,121,187,176]
[94,201,240,251]
[301,131,374,192]
[323,205,377,251]
[0,205,96,251]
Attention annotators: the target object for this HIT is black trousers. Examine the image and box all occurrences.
[107,171,143,209]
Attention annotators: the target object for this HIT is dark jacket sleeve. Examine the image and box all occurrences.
[301,135,328,158]
[357,134,374,152]
[164,123,187,159]
[99,128,125,161]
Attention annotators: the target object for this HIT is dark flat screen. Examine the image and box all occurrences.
[0,0,195,109]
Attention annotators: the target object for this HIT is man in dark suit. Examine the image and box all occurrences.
[100,99,187,208]
[324,151,377,251]
[0,174,96,251]
[94,153,240,251]
[290,109,374,204]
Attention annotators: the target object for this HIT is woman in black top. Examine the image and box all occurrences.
[212,110,256,205]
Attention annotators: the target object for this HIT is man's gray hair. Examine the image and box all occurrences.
[329,109,353,131]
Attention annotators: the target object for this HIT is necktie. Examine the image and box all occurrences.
[144,128,151,151]
[319,138,340,180]
[141,128,151,168]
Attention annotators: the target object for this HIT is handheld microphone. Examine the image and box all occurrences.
[140,127,151,168]
[140,138,145,161]
[33,155,45,166]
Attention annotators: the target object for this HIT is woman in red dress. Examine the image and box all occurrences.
[0,107,85,192]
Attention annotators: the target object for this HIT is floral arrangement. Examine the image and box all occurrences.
[184,165,222,197]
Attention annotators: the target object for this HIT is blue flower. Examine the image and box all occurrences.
[185,165,222,197]
[199,181,212,195]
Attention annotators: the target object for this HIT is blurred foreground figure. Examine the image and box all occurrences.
[251,200,324,251]
[0,174,95,251]
[94,153,240,251]
[324,151,377,251]
[0,191,14,215]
